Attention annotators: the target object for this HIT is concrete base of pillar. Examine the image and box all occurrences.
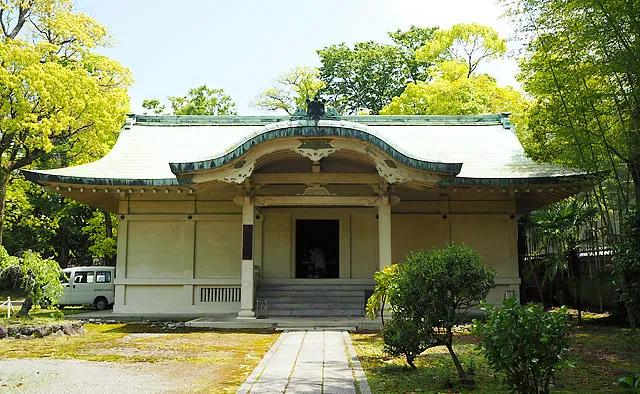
[237,310,256,319]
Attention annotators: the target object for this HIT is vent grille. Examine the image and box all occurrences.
[200,287,241,303]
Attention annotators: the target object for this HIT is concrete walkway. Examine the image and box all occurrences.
[237,330,371,394]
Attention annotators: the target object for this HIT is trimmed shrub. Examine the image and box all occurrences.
[472,298,571,394]
[384,243,495,376]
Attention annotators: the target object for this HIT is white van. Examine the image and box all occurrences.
[59,266,115,310]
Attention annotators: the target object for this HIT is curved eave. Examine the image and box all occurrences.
[453,175,589,186]
[168,123,463,176]
[452,170,604,186]
[22,170,180,187]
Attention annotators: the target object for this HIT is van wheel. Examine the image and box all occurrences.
[94,297,109,310]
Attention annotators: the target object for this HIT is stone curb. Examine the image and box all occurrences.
[343,331,372,394]
[236,331,285,394]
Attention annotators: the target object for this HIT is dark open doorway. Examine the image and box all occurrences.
[295,219,339,278]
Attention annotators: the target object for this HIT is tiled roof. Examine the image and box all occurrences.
[22,114,585,187]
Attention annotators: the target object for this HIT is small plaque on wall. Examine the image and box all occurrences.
[242,224,253,260]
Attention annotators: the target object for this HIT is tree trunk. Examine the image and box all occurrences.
[445,326,467,378]
[626,301,637,334]
[406,355,416,369]
[446,343,467,379]
[629,158,640,203]
[532,269,546,306]
[103,211,115,266]
[0,173,10,245]
[569,248,582,326]
[16,297,33,317]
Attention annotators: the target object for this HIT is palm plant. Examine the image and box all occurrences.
[530,198,598,324]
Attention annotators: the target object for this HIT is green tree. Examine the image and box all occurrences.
[82,210,117,265]
[381,60,525,115]
[317,41,404,115]
[388,25,439,84]
[253,66,325,115]
[168,85,237,115]
[384,244,495,374]
[501,0,640,204]
[0,246,62,316]
[417,23,507,78]
[0,0,132,244]
[142,99,166,115]
[317,26,437,114]
[3,176,59,258]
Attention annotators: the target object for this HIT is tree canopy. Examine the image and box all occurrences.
[0,0,132,244]
[316,26,437,115]
[168,85,237,115]
[417,23,507,78]
[381,60,525,115]
[142,99,166,115]
[253,66,325,115]
[501,0,640,203]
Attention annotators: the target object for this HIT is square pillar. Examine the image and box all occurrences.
[238,196,256,319]
[378,196,392,270]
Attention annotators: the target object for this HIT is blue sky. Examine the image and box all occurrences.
[75,0,519,115]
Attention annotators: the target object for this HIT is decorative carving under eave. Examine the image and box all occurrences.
[219,159,256,184]
[299,184,335,196]
[296,147,339,161]
[375,160,411,184]
[293,138,339,161]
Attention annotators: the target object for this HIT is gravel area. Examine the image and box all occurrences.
[0,359,203,393]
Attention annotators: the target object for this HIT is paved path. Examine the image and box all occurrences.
[237,330,371,394]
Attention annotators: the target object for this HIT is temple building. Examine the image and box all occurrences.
[23,104,588,318]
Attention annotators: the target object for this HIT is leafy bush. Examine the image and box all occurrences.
[366,264,398,324]
[381,315,433,368]
[472,298,571,394]
[384,243,495,375]
[619,373,640,393]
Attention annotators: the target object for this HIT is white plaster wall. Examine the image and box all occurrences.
[350,214,379,278]
[261,213,292,279]
[195,219,241,278]
[126,221,189,278]
[391,215,442,265]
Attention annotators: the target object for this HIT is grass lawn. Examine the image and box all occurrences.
[351,313,640,393]
[0,321,278,393]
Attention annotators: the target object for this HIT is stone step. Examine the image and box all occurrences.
[267,308,365,317]
[256,290,366,297]
[255,282,373,317]
[257,284,374,291]
[256,296,363,303]
[264,302,364,310]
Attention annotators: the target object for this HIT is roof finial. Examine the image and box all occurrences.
[500,112,512,129]
[306,96,326,119]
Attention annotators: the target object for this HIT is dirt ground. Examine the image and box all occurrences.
[0,358,215,393]
[0,324,279,393]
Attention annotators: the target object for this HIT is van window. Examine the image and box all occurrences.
[96,271,112,283]
[73,271,95,284]
[60,273,69,284]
